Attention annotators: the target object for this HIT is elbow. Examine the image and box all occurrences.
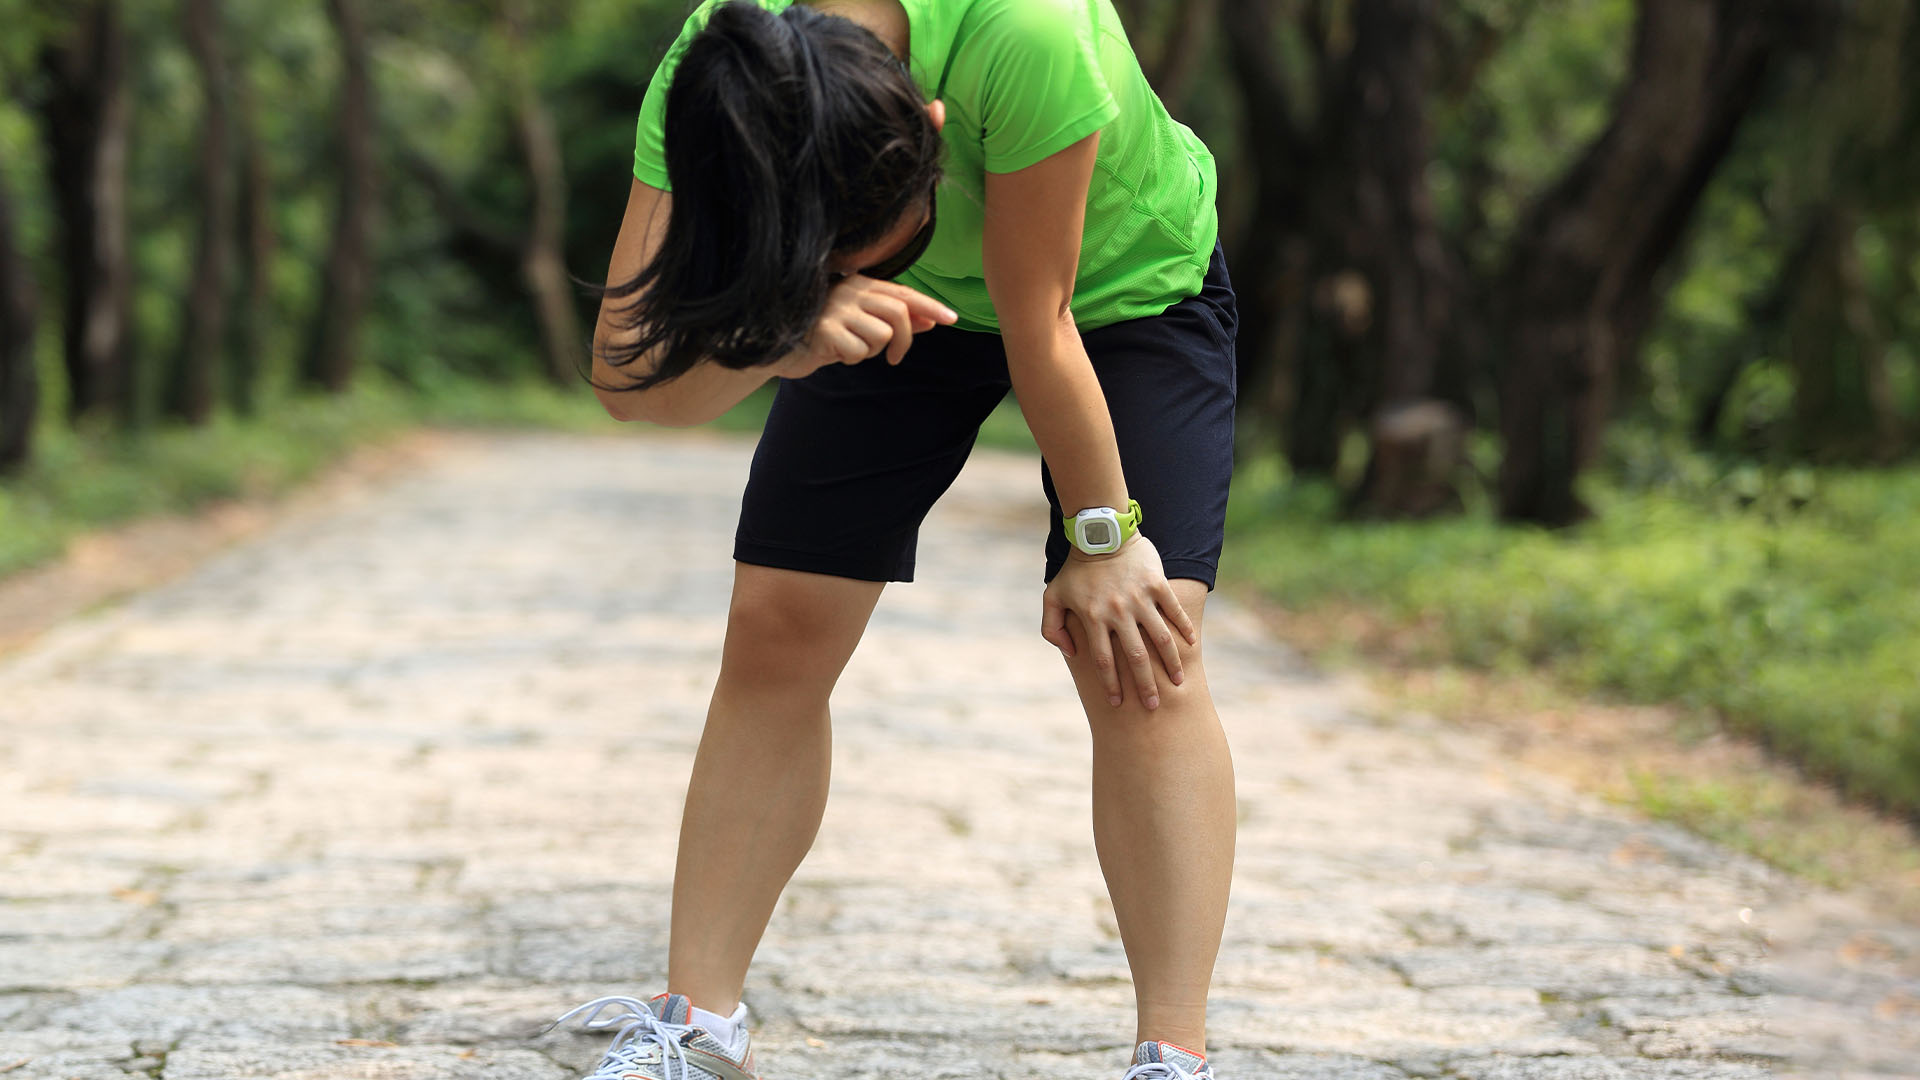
[1051,296,1078,333]
[590,326,656,424]
[593,383,708,428]
[593,386,646,423]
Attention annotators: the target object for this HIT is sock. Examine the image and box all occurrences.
[689,1003,740,1047]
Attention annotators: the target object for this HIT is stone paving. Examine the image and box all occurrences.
[2,430,1916,1080]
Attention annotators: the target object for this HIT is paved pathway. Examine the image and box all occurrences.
[2,431,1916,1080]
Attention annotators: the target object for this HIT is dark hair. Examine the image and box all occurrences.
[593,2,945,391]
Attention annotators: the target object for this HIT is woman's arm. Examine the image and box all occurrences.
[982,135,1125,513]
[982,133,1196,709]
[592,179,767,426]
[593,178,955,426]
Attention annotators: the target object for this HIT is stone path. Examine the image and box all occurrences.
[2,430,1916,1080]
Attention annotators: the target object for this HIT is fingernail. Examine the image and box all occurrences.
[1109,695,1122,707]
[1171,672,1184,686]
[1146,696,1159,710]
[942,307,958,321]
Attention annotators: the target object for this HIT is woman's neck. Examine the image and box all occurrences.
[802,0,910,60]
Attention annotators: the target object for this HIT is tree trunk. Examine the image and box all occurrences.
[228,47,273,417]
[1225,0,1463,499]
[37,0,133,426]
[303,0,376,393]
[168,0,233,425]
[1337,0,1463,517]
[1221,0,1323,465]
[1496,0,1789,524]
[1789,204,1906,460]
[503,2,586,386]
[0,177,37,474]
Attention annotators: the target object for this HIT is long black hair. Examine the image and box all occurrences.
[593,2,945,391]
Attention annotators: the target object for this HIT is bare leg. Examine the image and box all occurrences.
[666,563,883,1016]
[1061,579,1236,1056]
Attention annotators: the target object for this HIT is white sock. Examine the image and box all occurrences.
[688,1003,741,1047]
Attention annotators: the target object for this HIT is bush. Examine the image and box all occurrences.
[1226,456,1920,815]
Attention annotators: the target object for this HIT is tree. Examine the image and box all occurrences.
[227,35,274,416]
[0,174,35,473]
[1494,0,1822,524]
[303,0,376,392]
[1223,0,1465,514]
[1783,0,1912,461]
[1330,0,1465,517]
[502,0,586,385]
[37,0,133,425]
[167,0,235,425]
[1222,0,1344,470]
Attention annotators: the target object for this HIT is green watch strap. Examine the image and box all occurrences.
[1064,498,1144,552]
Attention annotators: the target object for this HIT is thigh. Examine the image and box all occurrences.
[736,325,1012,583]
[1043,243,1238,589]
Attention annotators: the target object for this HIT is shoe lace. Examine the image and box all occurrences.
[542,995,698,1080]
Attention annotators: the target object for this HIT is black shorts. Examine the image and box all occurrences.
[735,240,1238,589]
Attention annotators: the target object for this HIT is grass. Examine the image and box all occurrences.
[1222,452,1920,820]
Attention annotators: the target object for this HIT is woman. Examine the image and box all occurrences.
[548,2,1238,1078]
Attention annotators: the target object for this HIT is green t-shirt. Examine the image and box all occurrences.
[633,0,1218,334]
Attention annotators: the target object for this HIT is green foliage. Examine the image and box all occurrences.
[1226,442,1920,815]
[1448,0,1633,246]
[0,388,402,579]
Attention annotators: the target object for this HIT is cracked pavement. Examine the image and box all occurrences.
[2,430,1916,1079]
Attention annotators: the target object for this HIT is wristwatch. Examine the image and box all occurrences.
[1064,499,1143,555]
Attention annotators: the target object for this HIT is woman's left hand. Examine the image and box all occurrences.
[1040,533,1198,711]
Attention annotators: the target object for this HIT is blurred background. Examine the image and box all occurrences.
[0,1,1914,884]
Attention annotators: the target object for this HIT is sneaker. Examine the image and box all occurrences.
[545,991,763,1080]
[1124,1040,1214,1080]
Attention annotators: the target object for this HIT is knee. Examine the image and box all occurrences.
[1066,613,1213,731]
[719,572,870,696]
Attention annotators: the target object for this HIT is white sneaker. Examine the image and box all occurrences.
[1124,1040,1215,1080]
[546,991,763,1080]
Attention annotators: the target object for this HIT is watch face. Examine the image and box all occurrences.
[1083,520,1115,548]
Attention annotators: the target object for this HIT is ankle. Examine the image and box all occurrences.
[687,1001,742,1045]
[1136,1036,1206,1059]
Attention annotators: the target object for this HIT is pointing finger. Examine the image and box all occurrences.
[870,280,958,326]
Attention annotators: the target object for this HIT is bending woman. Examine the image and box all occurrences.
[551,2,1239,1078]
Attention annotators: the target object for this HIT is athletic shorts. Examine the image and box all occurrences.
[735,240,1238,589]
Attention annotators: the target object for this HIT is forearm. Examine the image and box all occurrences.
[1005,314,1128,513]
[591,322,775,427]
[593,178,775,427]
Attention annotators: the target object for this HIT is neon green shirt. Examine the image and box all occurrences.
[633,0,1218,333]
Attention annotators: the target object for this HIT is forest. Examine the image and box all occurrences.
[1,1,1916,822]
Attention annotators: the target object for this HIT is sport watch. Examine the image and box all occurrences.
[1064,499,1143,556]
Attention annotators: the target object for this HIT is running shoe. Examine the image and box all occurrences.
[545,991,762,1080]
[1124,1039,1214,1080]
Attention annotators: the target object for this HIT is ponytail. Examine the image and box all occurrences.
[591,2,944,390]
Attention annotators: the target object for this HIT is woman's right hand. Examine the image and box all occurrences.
[772,276,959,379]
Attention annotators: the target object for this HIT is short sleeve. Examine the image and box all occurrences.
[633,0,755,191]
[968,0,1118,173]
